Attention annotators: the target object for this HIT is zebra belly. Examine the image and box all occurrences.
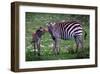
[60,31,83,40]
[61,36,74,40]
[61,32,73,40]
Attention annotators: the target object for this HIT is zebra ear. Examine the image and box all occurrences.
[50,22,56,26]
[39,27,44,31]
[46,22,55,26]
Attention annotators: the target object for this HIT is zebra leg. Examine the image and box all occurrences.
[37,44,40,56]
[37,40,41,56]
[75,36,83,52]
[76,36,85,58]
[77,35,83,50]
[55,39,60,55]
[52,36,57,55]
[33,42,37,55]
[74,36,80,53]
[53,38,60,55]
[53,40,57,55]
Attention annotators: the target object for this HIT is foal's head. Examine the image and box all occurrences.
[36,27,48,36]
[31,27,48,56]
[32,27,48,40]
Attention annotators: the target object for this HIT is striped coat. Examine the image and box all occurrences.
[47,21,86,55]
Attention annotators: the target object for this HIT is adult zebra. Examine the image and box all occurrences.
[46,21,87,55]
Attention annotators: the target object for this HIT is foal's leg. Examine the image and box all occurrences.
[37,39,41,56]
[33,42,37,55]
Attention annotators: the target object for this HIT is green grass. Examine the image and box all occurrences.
[25,12,90,61]
[26,46,89,61]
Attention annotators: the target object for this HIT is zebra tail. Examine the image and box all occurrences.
[84,30,87,40]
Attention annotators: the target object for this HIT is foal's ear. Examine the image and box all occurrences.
[39,27,42,29]
[39,27,44,31]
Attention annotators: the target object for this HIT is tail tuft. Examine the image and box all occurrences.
[84,31,87,40]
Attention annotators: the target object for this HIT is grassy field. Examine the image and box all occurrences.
[25,12,90,61]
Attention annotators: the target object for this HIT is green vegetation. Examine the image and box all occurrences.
[25,12,90,61]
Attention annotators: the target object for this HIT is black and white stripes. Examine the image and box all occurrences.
[31,21,86,55]
[47,21,83,40]
[47,21,85,55]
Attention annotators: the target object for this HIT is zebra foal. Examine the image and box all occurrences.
[46,21,87,55]
[31,27,47,56]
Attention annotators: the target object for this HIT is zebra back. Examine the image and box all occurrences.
[47,21,83,40]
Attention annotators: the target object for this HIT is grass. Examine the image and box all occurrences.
[26,47,89,61]
[25,12,90,61]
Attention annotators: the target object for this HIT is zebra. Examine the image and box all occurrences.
[31,27,47,56]
[46,21,87,55]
